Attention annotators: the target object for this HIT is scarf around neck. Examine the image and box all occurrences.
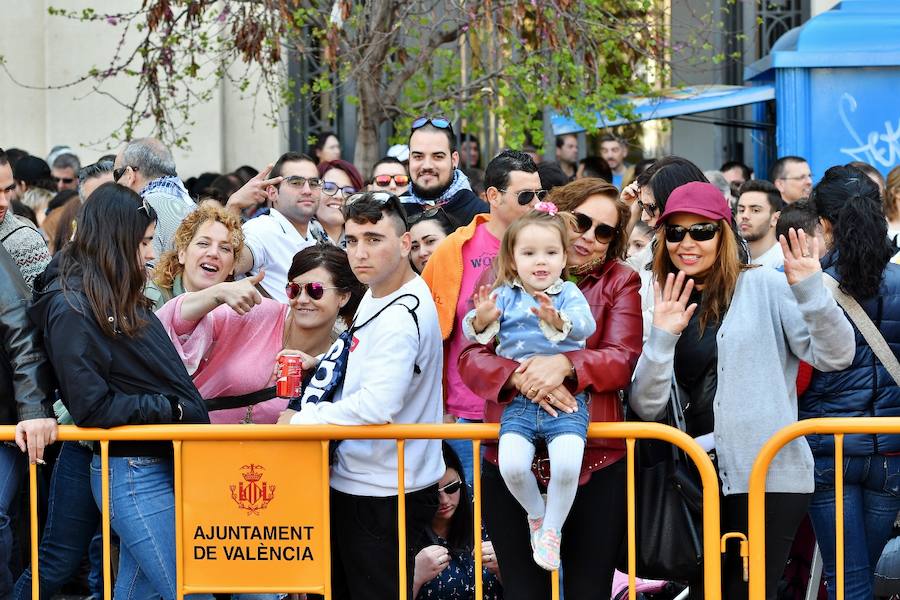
[407,169,472,206]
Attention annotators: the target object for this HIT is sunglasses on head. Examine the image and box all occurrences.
[373,174,410,188]
[322,181,356,198]
[438,480,462,495]
[285,281,338,301]
[664,222,721,243]
[345,191,397,207]
[407,201,452,226]
[573,212,617,243]
[411,116,453,134]
[499,188,548,206]
[282,175,323,190]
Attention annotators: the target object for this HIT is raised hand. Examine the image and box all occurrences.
[780,227,821,286]
[530,292,564,330]
[652,271,697,335]
[621,181,641,206]
[472,285,501,333]
[225,164,283,214]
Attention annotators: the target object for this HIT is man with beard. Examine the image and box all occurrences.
[737,179,785,269]
[406,117,488,227]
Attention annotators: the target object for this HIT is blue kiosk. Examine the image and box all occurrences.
[746,0,900,180]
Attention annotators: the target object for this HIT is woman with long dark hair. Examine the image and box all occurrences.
[800,165,900,600]
[413,443,503,599]
[629,181,856,599]
[29,182,211,600]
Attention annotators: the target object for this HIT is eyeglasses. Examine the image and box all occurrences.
[778,174,812,182]
[113,165,137,183]
[664,222,721,243]
[285,281,338,301]
[438,480,462,495]
[411,116,453,134]
[372,174,410,188]
[573,212,618,243]
[282,175,323,190]
[322,181,357,198]
[499,188,548,206]
[55,177,75,185]
[637,200,657,217]
[136,197,151,216]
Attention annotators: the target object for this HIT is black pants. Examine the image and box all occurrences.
[329,485,438,600]
[482,458,627,599]
[689,491,811,600]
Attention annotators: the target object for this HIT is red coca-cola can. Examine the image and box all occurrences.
[276,355,304,398]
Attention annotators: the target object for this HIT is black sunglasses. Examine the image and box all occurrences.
[285,281,338,301]
[664,223,721,243]
[55,177,75,185]
[573,212,618,243]
[499,188,548,206]
[637,199,657,217]
[411,116,453,134]
[113,165,137,182]
[438,480,462,495]
[407,202,451,227]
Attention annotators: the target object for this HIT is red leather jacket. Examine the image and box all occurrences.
[458,259,643,484]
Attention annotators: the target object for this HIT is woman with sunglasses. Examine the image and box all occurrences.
[457,178,642,598]
[29,183,212,600]
[316,159,365,248]
[799,166,900,600]
[413,443,503,599]
[629,181,855,600]
[156,243,365,427]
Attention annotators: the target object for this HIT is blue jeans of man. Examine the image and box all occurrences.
[14,442,101,599]
[808,454,900,600]
[0,443,26,597]
[90,454,213,600]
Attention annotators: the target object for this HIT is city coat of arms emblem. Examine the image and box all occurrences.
[230,464,276,515]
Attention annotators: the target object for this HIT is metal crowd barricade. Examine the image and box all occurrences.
[2,421,723,600]
[747,417,900,600]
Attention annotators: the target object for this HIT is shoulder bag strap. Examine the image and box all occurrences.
[823,273,900,386]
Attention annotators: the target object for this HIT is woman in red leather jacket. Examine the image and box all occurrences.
[459,178,642,599]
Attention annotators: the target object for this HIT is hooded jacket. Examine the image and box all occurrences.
[30,255,209,457]
[0,246,54,425]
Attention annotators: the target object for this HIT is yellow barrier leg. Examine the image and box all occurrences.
[626,438,637,600]
[472,439,483,600]
[397,439,407,600]
[29,462,39,600]
[174,441,184,600]
[322,440,332,600]
[835,434,844,600]
[101,441,111,600]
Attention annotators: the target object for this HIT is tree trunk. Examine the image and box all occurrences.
[353,82,385,177]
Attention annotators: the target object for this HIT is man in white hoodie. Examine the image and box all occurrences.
[290,191,444,599]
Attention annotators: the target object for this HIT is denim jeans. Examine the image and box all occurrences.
[90,454,213,600]
[808,454,900,600]
[14,442,102,600]
[0,443,25,597]
[445,417,485,490]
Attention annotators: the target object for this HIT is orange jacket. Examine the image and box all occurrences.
[421,213,492,340]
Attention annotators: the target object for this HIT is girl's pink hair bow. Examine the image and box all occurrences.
[534,201,558,216]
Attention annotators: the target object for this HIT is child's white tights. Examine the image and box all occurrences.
[498,433,586,531]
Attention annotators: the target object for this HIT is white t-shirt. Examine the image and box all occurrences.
[291,276,445,496]
[753,242,785,270]
[242,209,323,302]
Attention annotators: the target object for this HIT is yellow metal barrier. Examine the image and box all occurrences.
[747,417,900,600]
[2,421,722,600]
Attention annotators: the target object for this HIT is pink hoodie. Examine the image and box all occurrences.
[156,295,288,424]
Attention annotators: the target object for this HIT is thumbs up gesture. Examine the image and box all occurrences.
[215,270,265,315]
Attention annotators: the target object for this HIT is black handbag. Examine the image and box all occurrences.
[624,379,704,582]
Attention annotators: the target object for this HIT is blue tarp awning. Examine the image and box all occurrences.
[550,84,775,135]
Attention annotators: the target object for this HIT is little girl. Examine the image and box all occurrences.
[463,202,595,571]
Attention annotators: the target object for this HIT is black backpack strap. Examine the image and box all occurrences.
[350,293,422,374]
[1,225,31,244]
[205,386,277,412]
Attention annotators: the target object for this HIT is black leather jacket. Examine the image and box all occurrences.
[0,245,54,425]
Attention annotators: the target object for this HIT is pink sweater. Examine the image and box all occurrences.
[156,295,288,424]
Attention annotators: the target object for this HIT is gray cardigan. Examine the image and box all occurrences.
[629,267,855,494]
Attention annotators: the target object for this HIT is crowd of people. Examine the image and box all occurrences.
[2,119,900,600]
